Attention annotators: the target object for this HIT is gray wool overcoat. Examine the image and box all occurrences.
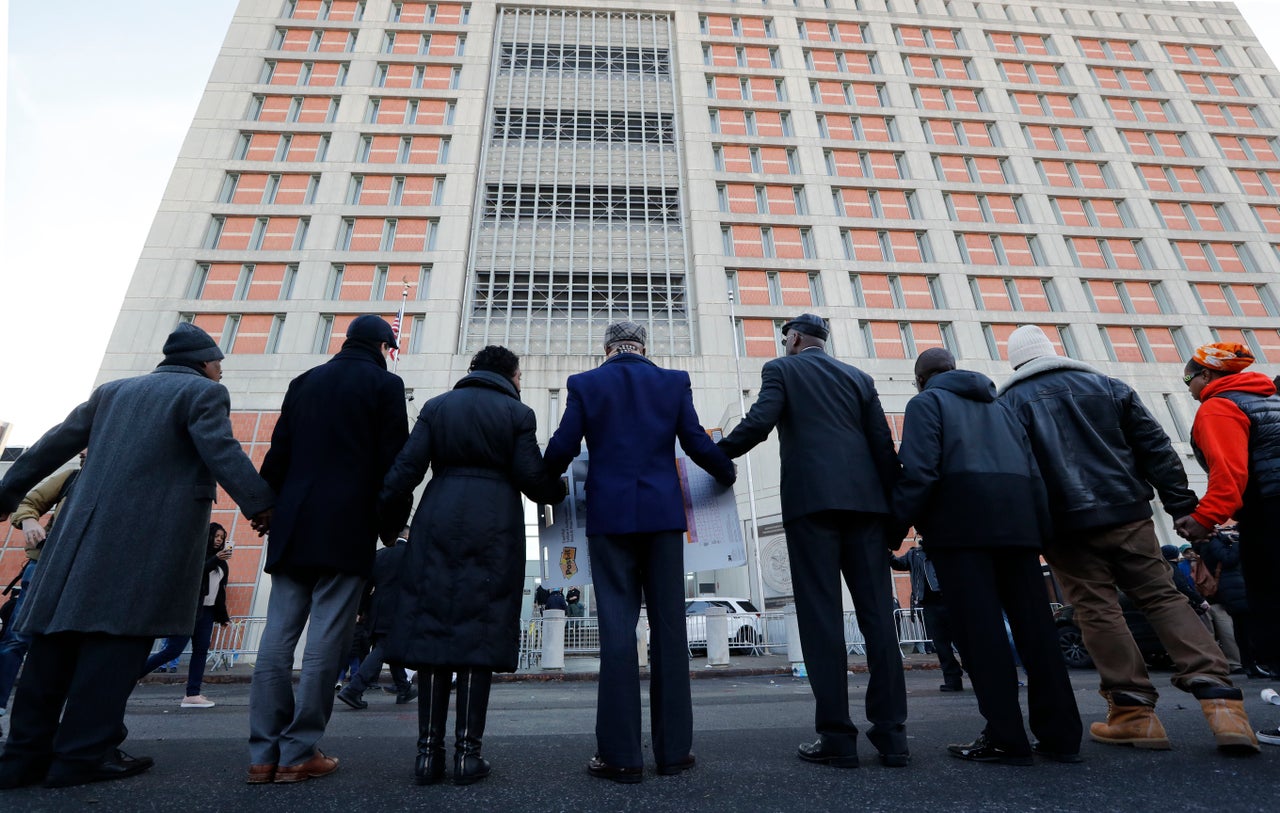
[0,366,274,637]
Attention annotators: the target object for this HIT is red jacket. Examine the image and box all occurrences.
[1191,372,1277,527]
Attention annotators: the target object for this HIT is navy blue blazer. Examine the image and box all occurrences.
[544,353,736,536]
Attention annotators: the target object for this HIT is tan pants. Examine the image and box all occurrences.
[1206,603,1242,669]
[1045,519,1231,705]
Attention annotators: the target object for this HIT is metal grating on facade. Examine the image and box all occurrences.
[463,7,692,356]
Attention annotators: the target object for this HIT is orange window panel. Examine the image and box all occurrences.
[959,121,994,147]
[759,147,793,174]
[1094,69,1122,91]
[1025,125,1056,150]
[748,77,782,101]
[1092,200,1124,229]
[1251,331,1280,360]
[1211,75,1240,97]
[1045,95,1074,117]
[1109,41,1137,60]
[350,219,384,251]
[717,109,749,136]
[427,33,461,56]
[1031,64,1062,86]
[1013,278,1049,312]
[389,32,422,54]
[988,196,1019,224]
[1125,281,1159,314]
[280,29,313,51]
[1225,105,1258,127]
[374,98,409,123]
[773,227,805,259]
[421,65,455,90]
[248,264,289,301]
[910,323,946,351]
[743,46,773,69]
[1171,166,1203,192]
[297,97,333,123]
[317,30,351,53]
[1001,235,1034,267]
[973,157,1006,186]
[925,119,958,145]
[950,193,982,222]
[1039,161,1072,187]
[897,26,926,47]
[870,322,906,359]
[1195,283,1233,315]
[888,231,922,263]
[244,133,281,162]
[1144,328,1181,362]
[274,174,312,205]
[1191,46,1221,67]
[732,225,765,258]
[937,154,969,182]
[951,88,983,112]
[1059,127,1088,152]
[879,190,911,220]
[1190,203,1224,231]
[868,152,902,179]
[707,45,737,67]
[711,76,742,100]
[1253,206,1280,233]
[412,100,451,126]
[1123,130,1155,154]
[848,231,886,262]
[1232,286,1270,318]
[765,186,797,215]
[1175,242,1214,273]
[931,29,959,48]
[327,0,361,21]
[736,270,771,305]
[905,55,933,77]
[833,21,865,42]
[860,116,890,142]
[201,264,242,300]
[1106,239,1141,270]
[392,219,428,251]
[829,151,863,178]
[1137,165,1172,192]
[813,81,845,105]
[725,184,757,214]
[1152,132,1185,157]
[1215,328,1249,347]
[292,0,323,19]
[1213,244,1247,273]
[408,137,446,164]
[824,115,856,140]
[1069,238,1106,269]
[840,188,874,217]
[960,234,998,265]
[1022,36,1050,56]
[382,64,416,88]
[1107,98,1138,121]
[271,62,304,85]
[1002,62,1031,83]
[1234,171,1266,195]
[217,217,256,250]
[740,18,769,38]
[1078,38,1105,58]
[309,62,344,86]
[1248,137,1278,161]
[705,15,734,36]
[778,271,813,306]
[1105,326,1144,362]
[1137,100,1167,123]
[977,277,1011,309]
[357,175,394,205]
[851,83,882,107]
[859,274,893,307]
[845,52,876,75]
[756,111,787,138]
[742,318,778,359]
[1087,280,1124,313]
[257,96,291,122]
[232,174,269,204]
[1121,70,1151,92]
[899,275,933,308]
[917,86,951,111]
[717,144,749,174]
[1216,135,1245,160]
[261,218,299,250]
[402,176,437,206]
[1013,92,1043,116]
[989,32,1018,53]
[809,49,839,71]
[396,2,429,22]
[192,314,227,343]
[230,314,276,355]
[938,58,968,80]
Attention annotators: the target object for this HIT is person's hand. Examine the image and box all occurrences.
[251,509,273,536]
[217,546,233,560]
[21,519,46,546]
[1199,601,1210,613]
[1174,515,1213,542]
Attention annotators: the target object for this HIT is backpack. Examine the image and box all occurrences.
[1191,556,1221,600]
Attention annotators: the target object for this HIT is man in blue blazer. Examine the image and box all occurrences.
[544,321,736,783]
[718,313,908,769]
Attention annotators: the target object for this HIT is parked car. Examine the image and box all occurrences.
[685,597,763,654]
[1053,594,1172,670]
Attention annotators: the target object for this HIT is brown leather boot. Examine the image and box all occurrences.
[1193,685,1261,754]
[1089,692,1171,750]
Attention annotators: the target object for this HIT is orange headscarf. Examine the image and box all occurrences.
[1192,342,1255,373]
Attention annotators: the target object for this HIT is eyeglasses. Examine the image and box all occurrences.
[1183,370,1203,386]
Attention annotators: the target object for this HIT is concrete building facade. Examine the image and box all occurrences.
[6,0,1280,615]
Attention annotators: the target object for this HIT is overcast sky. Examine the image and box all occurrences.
[1,1,1279,445]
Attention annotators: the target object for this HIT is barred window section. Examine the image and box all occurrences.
[483,185,680,223]
[492,109,674,145]
[498,42,670,76]
[472,269,687,315]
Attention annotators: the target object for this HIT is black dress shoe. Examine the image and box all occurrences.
[657,754,696,776]
[940,684,964,692]
[43,750,155,788]
[797,739,859,768]
[1031,742,1084,764]
[879,752,911,768]
[947,734,1032,766]
[587,755,642,784]
[1246,665,1277,680]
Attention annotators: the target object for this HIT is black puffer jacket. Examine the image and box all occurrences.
[892,369,1048,549]
[1195,530,1248,614]
[998,356,1197,533]
[378,371,563,672]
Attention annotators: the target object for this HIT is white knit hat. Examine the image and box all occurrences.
[1007,325,1057,370]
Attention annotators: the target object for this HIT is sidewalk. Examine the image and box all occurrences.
[140,651,943,685]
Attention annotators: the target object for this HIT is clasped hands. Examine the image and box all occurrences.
[250,508,273,536]
[1173,514,1213,543]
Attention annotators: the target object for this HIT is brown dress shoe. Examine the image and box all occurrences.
[274,751,339,784]
[246,764,277,784]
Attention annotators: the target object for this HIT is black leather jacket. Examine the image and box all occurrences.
[998,357,1197,533]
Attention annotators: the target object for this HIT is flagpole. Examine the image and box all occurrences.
[391,279,409,375]
[727,291,768,612]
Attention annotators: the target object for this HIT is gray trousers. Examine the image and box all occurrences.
[248,571,365,767]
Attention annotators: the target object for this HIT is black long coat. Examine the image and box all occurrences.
[379,371,563,672]
[260,342,408,579]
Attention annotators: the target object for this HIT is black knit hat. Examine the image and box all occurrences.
[163,323,224,364]
[347,314,398,349]
[781,313,829,342]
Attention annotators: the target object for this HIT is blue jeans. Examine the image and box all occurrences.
[0,561,37,709]
[141,606,219,696]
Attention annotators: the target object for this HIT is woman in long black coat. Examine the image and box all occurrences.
[379,346,564,786]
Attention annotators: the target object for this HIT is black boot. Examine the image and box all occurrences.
[453,668,492,786]
[414,668,451,785]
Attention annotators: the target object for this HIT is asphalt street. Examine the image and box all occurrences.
[3,669,1278,812]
